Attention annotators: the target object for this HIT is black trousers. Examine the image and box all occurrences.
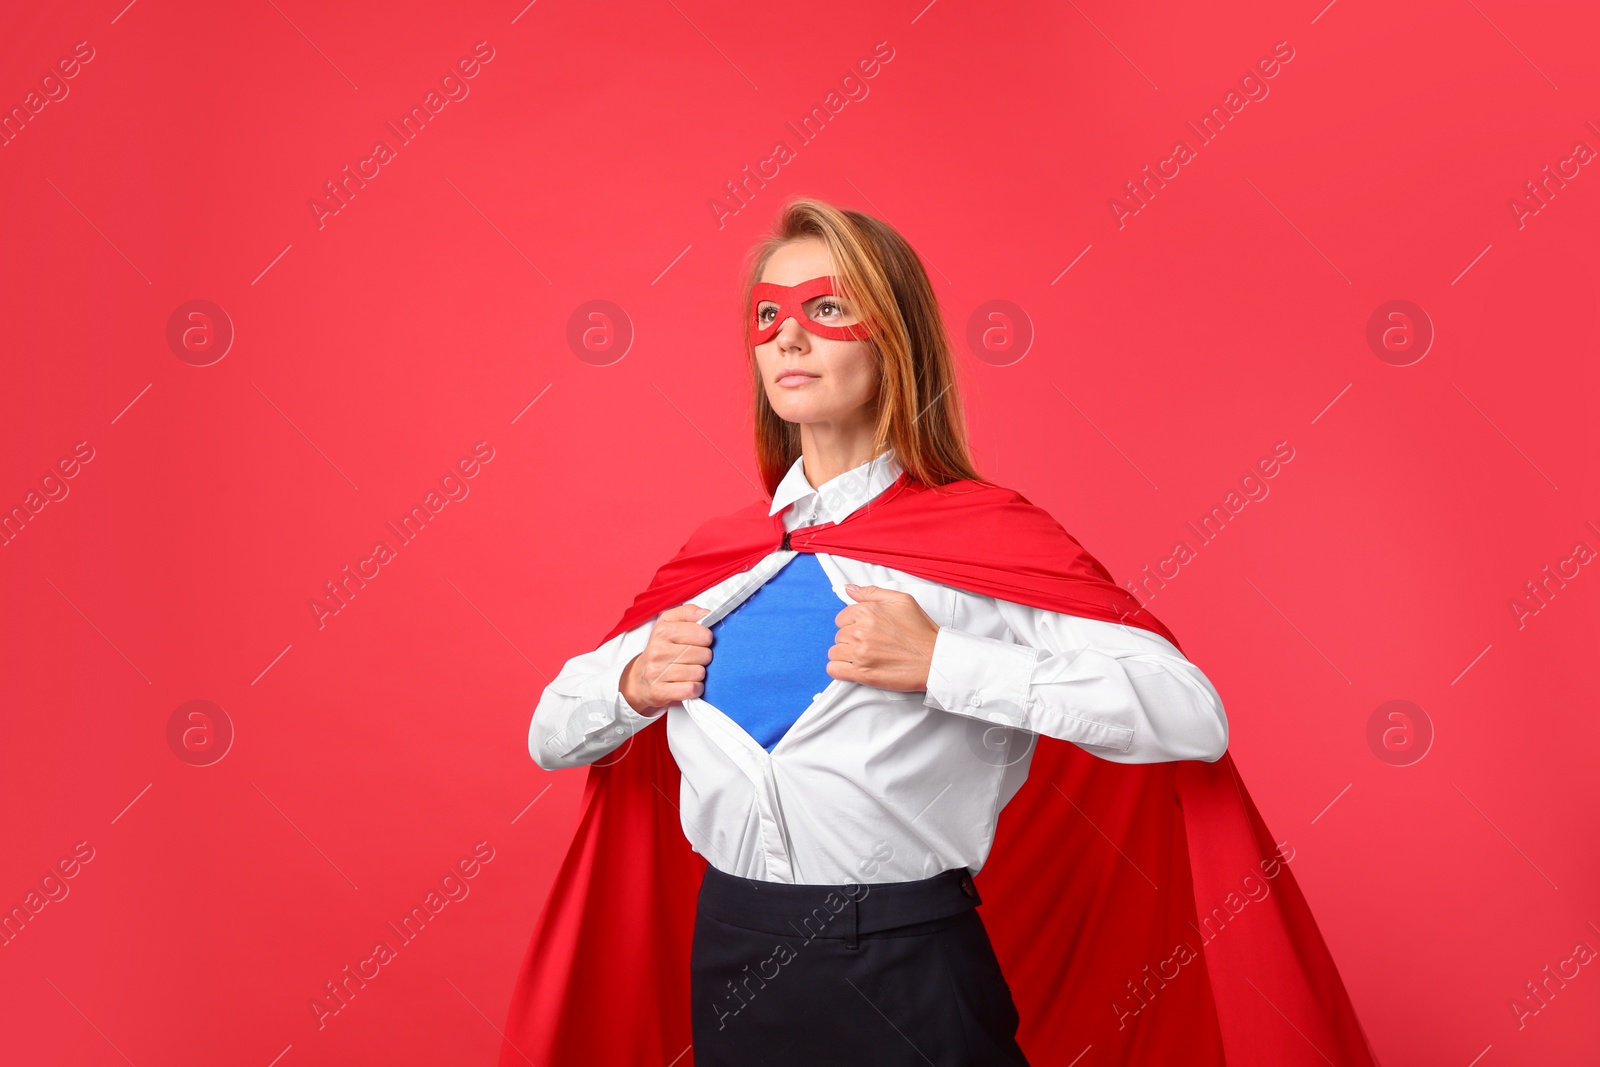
[689,864,1031,1066]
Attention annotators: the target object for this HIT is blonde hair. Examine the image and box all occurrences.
[740,197,984,495]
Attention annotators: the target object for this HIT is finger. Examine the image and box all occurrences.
[660,603,712,623]
[653,662,706,684]
[656,681,703,703]
[667,643,713,666]
[844,584,907,602]
[658,619,714,646]
[853,601,930,659]
[642,643,708,687]
[835,603,883,628]
[644,661,704,693]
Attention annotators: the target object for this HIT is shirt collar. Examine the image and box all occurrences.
[768,448,905,526]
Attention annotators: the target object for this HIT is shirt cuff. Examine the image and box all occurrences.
[923,626,1037,727]
[541,657,663,763]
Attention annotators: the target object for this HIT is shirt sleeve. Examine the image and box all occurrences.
[921,598,1229,764]
[528,616,665,771]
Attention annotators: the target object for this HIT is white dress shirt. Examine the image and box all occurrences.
[529,450,1228,885]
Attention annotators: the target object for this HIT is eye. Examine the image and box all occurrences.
[814,300,840,320]
[756,303,777,324]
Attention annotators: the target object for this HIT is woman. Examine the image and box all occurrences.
[500,200,1377,1067]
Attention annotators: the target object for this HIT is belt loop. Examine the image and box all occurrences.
[846,896,859,950]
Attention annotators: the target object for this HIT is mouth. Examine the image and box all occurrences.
[775,369,820,387]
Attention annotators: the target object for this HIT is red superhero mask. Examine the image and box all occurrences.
[749,276,874,344]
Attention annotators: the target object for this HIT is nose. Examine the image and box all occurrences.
[775,314,808,345]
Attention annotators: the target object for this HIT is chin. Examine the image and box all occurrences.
[765,395,824,423]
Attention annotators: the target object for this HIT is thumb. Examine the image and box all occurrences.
[845,584,894,601]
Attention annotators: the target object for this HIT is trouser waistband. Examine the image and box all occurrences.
[698,864,982,950]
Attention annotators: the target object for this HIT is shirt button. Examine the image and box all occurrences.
[968,694,982,708]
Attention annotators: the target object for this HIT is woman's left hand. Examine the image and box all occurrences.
[827,584,940,692]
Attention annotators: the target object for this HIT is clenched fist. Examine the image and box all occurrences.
[826,584,941,692]
[621,603,713,715]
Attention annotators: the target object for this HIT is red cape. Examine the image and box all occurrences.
[499,474,1379,1066]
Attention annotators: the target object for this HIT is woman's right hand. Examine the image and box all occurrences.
[620,603,714,715]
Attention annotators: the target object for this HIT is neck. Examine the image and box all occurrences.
[798,414,878,488]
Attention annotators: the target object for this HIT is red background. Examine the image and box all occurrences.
[2,0,1597,1064]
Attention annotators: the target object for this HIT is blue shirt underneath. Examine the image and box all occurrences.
[701,552,840,751]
